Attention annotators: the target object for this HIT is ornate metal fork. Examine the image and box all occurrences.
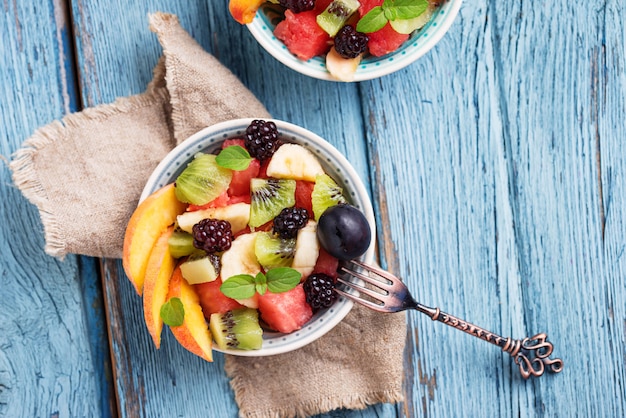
[336,260,564,379]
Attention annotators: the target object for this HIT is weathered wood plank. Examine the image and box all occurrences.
[360,0,625,417]
[0,1,112,416]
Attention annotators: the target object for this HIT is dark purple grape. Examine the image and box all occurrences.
[316,204,371,261]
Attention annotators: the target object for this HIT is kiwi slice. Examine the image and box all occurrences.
[312,173,347,220]
[179,253,220,285]
[316,0,361,37]
[210,308,263,350]
[174,153,232,205]
[167,230,198,258]
[249,178,296,228]
[255,232,296,270]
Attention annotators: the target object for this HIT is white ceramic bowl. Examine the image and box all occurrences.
[141,118,376,356]
[247,0,462,81]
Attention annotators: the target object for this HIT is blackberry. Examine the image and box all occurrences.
[273,207,309,239]
[333,25,369,59]
[303,273,337,311]
[192,218,233,253]
[245,119,280,161]
[279,0,315,13]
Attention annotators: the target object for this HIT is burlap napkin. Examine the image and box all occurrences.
[10,12,406,418]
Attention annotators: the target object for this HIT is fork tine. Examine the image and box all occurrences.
[339,265,394,292]
[349,260,398,283]
[334,286,395,313]
[336,276,387,300]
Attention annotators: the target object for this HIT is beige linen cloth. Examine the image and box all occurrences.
[10,12,406,418]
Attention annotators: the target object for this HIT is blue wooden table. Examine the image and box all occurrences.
[1,1,625,417]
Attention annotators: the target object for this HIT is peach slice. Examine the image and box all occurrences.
[167,266,214,362]
[123,184,187,295]
[229,0,264,24]
[142,225,176,348]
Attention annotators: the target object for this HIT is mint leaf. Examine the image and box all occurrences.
[255,272,267,295]
[356,6,388,33]
[221,268,300,298]
[256,282,268,295]
[384,7,398,21]
[357,0,429,33]
[266,267,301,293]
[160,297,185,327]
[394,0,428,20]
[221,275,256,299]
[216,145,252,171]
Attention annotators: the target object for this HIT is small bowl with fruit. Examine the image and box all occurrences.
[229,0,462,81]
[122,118,376,359]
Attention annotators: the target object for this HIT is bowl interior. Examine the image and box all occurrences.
[247,0,463,81]
[141,118,376,356]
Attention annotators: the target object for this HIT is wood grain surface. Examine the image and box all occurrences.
[0,1,112,417]
[1,0,624,417]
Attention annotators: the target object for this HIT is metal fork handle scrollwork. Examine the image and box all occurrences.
[415,304,564,379]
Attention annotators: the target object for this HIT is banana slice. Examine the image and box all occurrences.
[177,202,250,234]
[220,232,261,308]
[326,48,362,82]
[265,144,324,182]
[291,220,320,279]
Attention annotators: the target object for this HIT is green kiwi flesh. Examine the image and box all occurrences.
[254,232,296,270]
[249,178,296,228]
[316,0,361,37]
[210,308,263,350]
[167,230,198,258]
[311,173,347,220]
[174,153,232,205]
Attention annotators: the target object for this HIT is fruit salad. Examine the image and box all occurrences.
[229,0,445,81]
[122,119,372,360]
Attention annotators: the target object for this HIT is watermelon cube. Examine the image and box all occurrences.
[195,278,244,317]
[258,284,313,333]
[274,10,332,61]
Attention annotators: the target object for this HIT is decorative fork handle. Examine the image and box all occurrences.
[415,304,564,379]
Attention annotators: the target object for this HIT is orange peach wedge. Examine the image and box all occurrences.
[229,0,264,24]
[142,225,176,349]
[167,266,213,362]
[122,183,187,295]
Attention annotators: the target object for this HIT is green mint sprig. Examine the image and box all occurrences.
[160,297,185,326]
[220,267,302,299]
[356,0,429,33]
[216,145,252,171]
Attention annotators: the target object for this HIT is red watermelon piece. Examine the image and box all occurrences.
[314,0,334,12]
[258,159,271,178]
[313,247,339,279]
[228,158,260,198]
[358,0,383,15]
[228,194,251,205]
[222,138,246,149]
[274,10,332,60]
[195,279,244,317]
[366,24,410,57]
[258,284,313,333]
[187,189,230,211]
[221,138,261,198]
[295,180,315,218]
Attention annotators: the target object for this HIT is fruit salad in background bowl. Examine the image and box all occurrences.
[230,0,462,81]
[122,118,376,359]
